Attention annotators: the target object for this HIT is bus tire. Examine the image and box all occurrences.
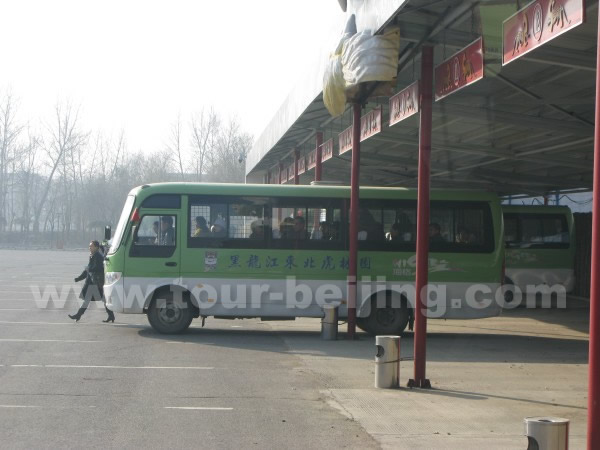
[360,292,410,336]
[147,289,193,334]
[503,277,515,306]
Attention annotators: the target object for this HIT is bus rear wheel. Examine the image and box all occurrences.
[358,293,410,336]
[147,290,193,334]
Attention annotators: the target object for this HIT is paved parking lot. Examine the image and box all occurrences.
[0,249,590,449]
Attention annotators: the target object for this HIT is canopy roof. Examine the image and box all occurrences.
[246,0,598,197]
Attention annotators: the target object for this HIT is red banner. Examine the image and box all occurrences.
[288,164,295,181]
[307,149,317,170]
[322,139,334,162]
[503,0,584,65]
[389,81,419,127]
[338,126,353,155]
[435,37,484,102]
[297,156,306,175]
[360,107,382,142]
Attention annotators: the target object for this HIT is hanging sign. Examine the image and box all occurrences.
[279,167,286,184]
[321,138,334,161]
[297,156,306,175]
[435,37,484,101]
[307,149,317,170]
[360,106,382,142]
[338,126,353,155]
[503,0,584,65]
[288,164,295,181]
[389,81,419,126]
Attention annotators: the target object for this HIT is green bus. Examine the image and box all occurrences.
[502,205,575,299]
[103,183,504,334]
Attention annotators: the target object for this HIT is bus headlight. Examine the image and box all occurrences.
[105,272,122,285]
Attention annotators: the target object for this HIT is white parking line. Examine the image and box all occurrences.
[164,407,233,410]
[0,405,40,408]
[0,339,101,343]
[0,321,87,325]
[7,364,214,370]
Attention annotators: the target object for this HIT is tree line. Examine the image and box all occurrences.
[0,90,252,248]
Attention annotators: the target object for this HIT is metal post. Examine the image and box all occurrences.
[347,102,361,339]
[587,8,600,447]
[294,149,300,185]
[315,131,323,182]
[555,193,560,205]
[410,45,433,389]
[544,195,549,205]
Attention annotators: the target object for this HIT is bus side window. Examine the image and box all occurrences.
[134,215,176,246]
[190,203,227,238]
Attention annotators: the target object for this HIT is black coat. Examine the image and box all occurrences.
[75,251,105,301]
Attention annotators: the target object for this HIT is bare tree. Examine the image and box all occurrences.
[166,115,185,180]
[33,101,88,233]
[209,117,252,183]
[0,90,24,231]
[190,107,219,182]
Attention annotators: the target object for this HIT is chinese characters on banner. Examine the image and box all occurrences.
[360,107,382,142]
[434,37,484,101]
[389,81,419,127]
[338,126,353,155]
[503,0,584,65]
[307,149,317,170]
[321,138,334,162]
[297,156,306,175]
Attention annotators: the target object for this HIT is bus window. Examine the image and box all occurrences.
[190,201,227,238]
[130,215,177,258]
[383,208,415,243]
[504,215,518,243]
[134,215,177,246]
[229,202,268,239]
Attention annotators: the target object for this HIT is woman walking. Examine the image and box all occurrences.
[68,240,115,323]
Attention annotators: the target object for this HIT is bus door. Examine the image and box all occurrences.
[124,211,181,312]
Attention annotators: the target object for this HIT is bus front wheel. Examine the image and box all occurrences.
[358,293,410,336]
[147,290,193,334]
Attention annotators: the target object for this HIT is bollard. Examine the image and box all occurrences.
[321,307,338,340]
[524,417,569,450]
[375,335,400,388]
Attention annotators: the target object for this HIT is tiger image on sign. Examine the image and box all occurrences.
[461,54,475,80]
[513,14,530,55]
[547,0,570,32]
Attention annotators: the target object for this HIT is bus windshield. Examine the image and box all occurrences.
[108,195,135,255]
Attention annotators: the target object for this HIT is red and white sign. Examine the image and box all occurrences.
[360,107,382,142]
[307,149,317,170]
[503,0,584,65]
[321,139,334,162]
[288,164,295,181]
[389,81,419,127]
[279,167,286,184]
[297,156,306,175]
[435,37,484,102]
[339,127,353,155]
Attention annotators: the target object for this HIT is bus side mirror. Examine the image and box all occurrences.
[104,225,112,240]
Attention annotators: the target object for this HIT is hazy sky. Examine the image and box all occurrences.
[1,0,343,152]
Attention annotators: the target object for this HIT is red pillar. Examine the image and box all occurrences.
[294,149,300,185]
[410,45,433,389]
[347,103,361,339]
[587,8,600,447]
[315,132,323,182]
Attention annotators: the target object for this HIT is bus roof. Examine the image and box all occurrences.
[502,205,573,215]
[128,182,499,202]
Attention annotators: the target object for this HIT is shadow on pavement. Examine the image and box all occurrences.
[137,326,588,365]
